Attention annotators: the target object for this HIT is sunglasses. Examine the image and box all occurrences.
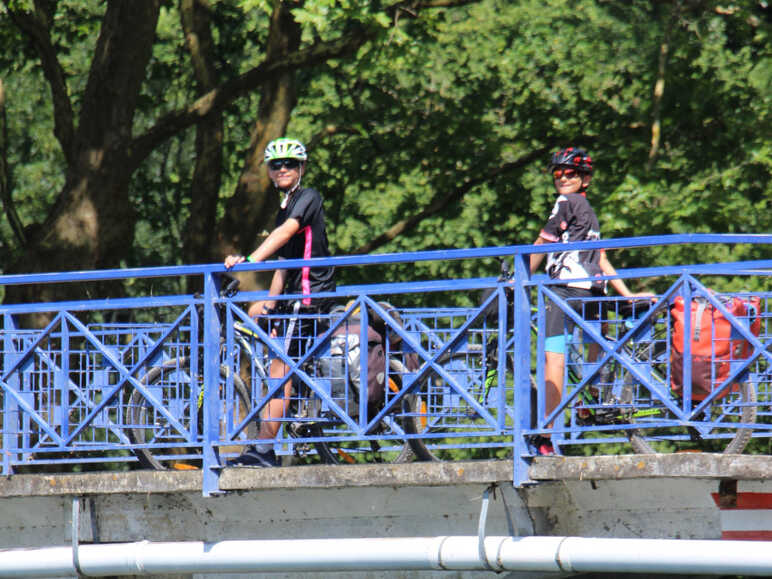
[268,158,302,171]
[552,168,580,180]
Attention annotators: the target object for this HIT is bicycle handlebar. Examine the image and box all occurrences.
[218,272,241,298]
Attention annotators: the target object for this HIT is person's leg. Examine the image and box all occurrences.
[544,350,565,427]
[543,287,573,422]
[255,306,295,440]
[228,332,293,467]
[535,290,572,455]
[258,358,291,439]
[229,304,329,466]
[227,360,287,467]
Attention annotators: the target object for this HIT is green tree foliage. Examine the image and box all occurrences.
[0,0,380,309]
[0,0,769,301]
[288,0,769,295]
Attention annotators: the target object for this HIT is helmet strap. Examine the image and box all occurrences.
[580,172,591,194]
[276,166,303,209]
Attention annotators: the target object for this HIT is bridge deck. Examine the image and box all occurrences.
[1,454,769,498]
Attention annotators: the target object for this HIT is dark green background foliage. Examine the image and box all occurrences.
[1,0,770,287]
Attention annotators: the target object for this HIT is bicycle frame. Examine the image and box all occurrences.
[536,275,771,452]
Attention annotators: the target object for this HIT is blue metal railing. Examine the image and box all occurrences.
[1,234,770,495]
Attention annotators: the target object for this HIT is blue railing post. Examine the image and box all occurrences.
[358,296,369,430]
[2,313,18,475]
[682,278,695,408]
[202,273,222,496]
[59,321,70,436]
[512,252,533,486]
[495,283,507,432]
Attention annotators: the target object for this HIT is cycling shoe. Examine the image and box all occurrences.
[226,447,279,468]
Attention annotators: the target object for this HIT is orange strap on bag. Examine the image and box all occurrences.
[670,294,761,400]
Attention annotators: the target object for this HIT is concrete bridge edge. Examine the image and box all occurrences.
[1,456,770,579]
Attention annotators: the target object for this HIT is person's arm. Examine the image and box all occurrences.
[530,236,549,273]
[599,250,655,299]
[267,268,286,296]
[227,219,299,317]
[246,218,300,263]
[224,218,301,269]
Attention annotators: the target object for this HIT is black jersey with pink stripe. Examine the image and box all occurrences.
[276,187,335,302]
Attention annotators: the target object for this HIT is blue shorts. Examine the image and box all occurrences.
[543,286,604,354]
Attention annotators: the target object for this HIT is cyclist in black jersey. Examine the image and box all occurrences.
[224,138,336,467]
[529,147,652,456]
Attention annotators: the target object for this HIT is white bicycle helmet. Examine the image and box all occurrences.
[264,138,307,163]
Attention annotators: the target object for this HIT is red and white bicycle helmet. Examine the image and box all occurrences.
[548,147,593,174]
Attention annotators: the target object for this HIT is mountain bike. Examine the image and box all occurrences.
[394,259,529,462]
[589,298,760,455]
[398,261,763,459]
[126,275,419,469]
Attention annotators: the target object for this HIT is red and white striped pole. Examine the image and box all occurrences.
[713,482,772,541]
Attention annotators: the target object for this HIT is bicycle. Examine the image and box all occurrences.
[126,275,421,469]
[394,260,530,461]
[398,262,763,460]
[585,297,760,455]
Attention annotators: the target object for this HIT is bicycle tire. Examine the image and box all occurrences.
[127,358,251,470]
[627,380,756,454]
[311,358,418,465]
[405,350,524,462]
[312,398,418,465]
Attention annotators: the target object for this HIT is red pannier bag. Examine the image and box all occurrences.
[671,294,761,400]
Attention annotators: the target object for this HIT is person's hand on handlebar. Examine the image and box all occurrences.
[224,254,246,269]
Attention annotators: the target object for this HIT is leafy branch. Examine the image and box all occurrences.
[127,25,373,171]
[352,146,554,255]
[4,0,75,164]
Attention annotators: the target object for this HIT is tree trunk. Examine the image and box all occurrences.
[218,2,302,260]
[4,0,371,313]
[5,0,161,310]
[180,0,223,265]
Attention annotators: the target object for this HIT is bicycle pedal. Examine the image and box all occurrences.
[594,406,622,424]
[575,403,623,426]
[289,422,315,437]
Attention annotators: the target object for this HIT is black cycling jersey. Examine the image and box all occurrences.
[539,192,604,292]
[276,186,335,303]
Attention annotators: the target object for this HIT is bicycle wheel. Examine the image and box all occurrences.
[127,358,251,470]
[626,379,756,454]
[310,359,418,465]
[311,399,418,465]
[301,358,416,464]
[405,351,522,462]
